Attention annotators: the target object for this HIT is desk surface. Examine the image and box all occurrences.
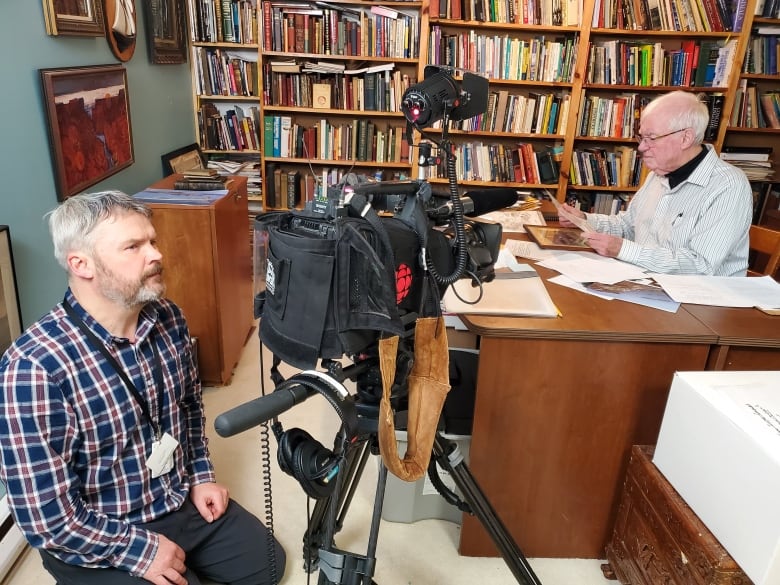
[461,266,716,345]
[683,304,780,348]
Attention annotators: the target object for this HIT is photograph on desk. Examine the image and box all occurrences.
[524,225,594,251]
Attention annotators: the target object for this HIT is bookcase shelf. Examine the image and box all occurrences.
[181,0,769,211]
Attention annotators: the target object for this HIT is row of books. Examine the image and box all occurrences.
[586,39,729,87]
[743,32,779,76]
[428,29,579,83]
[593,0,747,32]
[569,146,644,187]
[756,0,780,18]
[730,83,780,129]
[187,0,259,44]
[192,47,259,97]
[262,66,414,112]
[199,103,261,151]
[567,191,634,215]
[261,2,420,59]
[264,165,409,208]
[577,93,651,138]
[448,91,571,135]
[263,115,411,163]
[420,142,560,185]
[431,0,581,26]
[720,146,775,182]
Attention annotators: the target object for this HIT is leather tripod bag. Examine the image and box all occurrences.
[377,316,451,482]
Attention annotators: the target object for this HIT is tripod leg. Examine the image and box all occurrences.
[433,435,543,585]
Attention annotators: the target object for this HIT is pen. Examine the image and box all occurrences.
[673,212,683,225]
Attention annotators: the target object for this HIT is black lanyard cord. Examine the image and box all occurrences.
[63,299,165,440]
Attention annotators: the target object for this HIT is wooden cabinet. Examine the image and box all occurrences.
[604,446,750,585]
[143,176,254,385]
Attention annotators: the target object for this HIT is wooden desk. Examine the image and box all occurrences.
[684,304,780,370]
[458,267,716,558]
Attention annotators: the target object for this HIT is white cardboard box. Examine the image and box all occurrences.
[654,371,780,585]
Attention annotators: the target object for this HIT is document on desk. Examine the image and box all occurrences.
[443,267,559,317]
[479,210,546,233]
[548,275,681,312]
[538,253,649,285]
[652,274,780,308]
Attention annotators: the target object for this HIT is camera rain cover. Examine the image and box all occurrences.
[259,212,405,370]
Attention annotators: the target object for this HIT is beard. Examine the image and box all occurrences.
[94,257,166,309]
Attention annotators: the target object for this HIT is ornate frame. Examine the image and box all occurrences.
[42,0,106,36]
[144,0,188,64]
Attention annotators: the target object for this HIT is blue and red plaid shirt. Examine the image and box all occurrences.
[0,290,215,577]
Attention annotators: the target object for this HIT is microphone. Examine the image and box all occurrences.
[429,188,520,219]
[214,383,314,437]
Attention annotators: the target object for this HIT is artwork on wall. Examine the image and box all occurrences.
[144,0,188,64]
[42,0,106,36]
[104,0,138,61]
[40,64,135,200]
[0,226,22,357]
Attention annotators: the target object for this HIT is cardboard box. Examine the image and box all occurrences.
[654,371,780,585]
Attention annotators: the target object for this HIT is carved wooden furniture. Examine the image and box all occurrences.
[603,446,751,585]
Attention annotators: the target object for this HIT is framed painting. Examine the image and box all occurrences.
[43,0,106,36]
[40,65,134,200]
[524,225,594,251]
[144,0,188,64]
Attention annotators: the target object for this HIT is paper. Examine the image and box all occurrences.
[479,210,545,233]
[538,253,649,285]
[652,274,780,308]
[443,271,559,317]
[504,238,557,261]
[546,193,595,233]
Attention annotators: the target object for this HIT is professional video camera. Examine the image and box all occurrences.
[216,66,542,585]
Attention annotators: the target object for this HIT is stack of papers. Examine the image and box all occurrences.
[653,274,780,310]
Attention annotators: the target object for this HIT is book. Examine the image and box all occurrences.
[286,170,300,208]
[312,83,331,109]
[704,92,724,141]
[174,177,228,190]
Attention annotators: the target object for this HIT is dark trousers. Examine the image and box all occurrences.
[40,499,286,585]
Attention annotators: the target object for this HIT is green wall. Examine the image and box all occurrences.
[0,3,195,325]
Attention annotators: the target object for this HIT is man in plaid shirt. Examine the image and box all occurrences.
[0,191,285,584]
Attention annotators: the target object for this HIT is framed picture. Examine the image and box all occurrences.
[144,0,188,64]
[42,0,106,36]
[40,65,134,200]
[0,226,22,357]
[104,0,138,61]
[161,144,207,176]
[524,225,594,251]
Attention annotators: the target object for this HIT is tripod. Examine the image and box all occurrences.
[299,363,543,585]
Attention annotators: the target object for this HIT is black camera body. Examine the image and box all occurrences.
[255,176,501,370]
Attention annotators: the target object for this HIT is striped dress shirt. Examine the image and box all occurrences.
[0,291,215,577]
[585,145,753,276]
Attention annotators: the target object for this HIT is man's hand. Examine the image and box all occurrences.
[583,232,623,257]
[191,482,230,523]
[143,534,187,585]
[558,203,585,227]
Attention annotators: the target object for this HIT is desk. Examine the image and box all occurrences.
[684,304,780,370]
[458,266,717,558]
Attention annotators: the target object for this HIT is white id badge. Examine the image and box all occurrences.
[146,432,179,478]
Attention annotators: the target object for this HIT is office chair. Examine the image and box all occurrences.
[748,224,780,279]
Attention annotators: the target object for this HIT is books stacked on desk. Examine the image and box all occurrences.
[174,169,228,191]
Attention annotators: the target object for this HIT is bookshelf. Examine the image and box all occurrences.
[184,0,768,210]
[186,0,263,200]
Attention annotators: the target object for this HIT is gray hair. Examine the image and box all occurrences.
[47,190,152,270]
[642,91,710,143]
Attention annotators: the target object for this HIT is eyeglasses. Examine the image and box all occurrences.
[636,128,688,144]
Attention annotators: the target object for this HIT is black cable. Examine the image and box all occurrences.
[258,336,279,584]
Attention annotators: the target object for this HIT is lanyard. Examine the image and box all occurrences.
[63,300,165,440]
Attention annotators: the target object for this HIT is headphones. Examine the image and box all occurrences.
[273,371,359,499]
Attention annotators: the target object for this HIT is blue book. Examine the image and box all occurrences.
[272,116,281,157]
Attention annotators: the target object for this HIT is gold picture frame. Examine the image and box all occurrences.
[43,0,106,36]
[524,225,594,251]
[0,226,22,356]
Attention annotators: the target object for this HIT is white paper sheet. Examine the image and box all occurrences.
[652,274,780,308]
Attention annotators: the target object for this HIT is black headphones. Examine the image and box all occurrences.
[273,371,359,499]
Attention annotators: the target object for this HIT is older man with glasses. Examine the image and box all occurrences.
[561,90,753,276]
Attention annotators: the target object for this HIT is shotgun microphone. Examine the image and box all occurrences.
[428,188,520,219]
[214,383,314,437]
